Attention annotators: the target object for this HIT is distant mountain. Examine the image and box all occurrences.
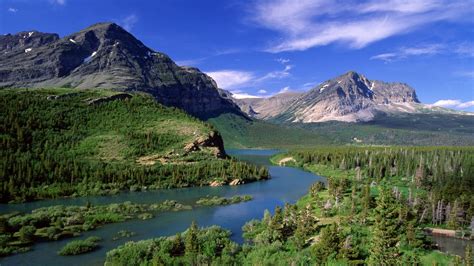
[235,91,303,119]
[235,71,471,123]
[0,22,243,119]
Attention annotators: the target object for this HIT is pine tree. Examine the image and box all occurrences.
[313,223,340,263]
[465,244,473,266]
[368,185,402,265]
[171,233,184,256]
[185,221,199,257]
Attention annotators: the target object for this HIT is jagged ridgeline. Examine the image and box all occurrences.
[0,89,268,203]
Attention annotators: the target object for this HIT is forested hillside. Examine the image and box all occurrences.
[0,89,268,203]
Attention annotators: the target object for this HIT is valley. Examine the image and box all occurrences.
[1,18,473,266]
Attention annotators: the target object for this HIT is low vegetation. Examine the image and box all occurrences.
[58,236,101,256]
[0,200,191,257]
[195,195,252,206]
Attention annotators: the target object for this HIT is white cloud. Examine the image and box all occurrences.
[231,92,263,99]
[371,44,444,62]
[252,0,473,52]
[206,70,255,89]
[278,86,291,93]
[8,7,18,12]
[276,58,290,64]
[455,42,474,58]
[206,61,293,90]
[456,71,474,78]
[50,0,66,5]
[256,64,293,82]
[121,14,138,32]
[175,58,205,66]
[258,89,267,94]
[430,99,474,109]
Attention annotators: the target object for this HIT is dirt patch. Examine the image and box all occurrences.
[278,157,296,166]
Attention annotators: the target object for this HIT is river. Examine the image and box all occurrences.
[1,149,471,265]
[0,149,323,265]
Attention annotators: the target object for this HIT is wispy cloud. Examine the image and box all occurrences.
[455,42,474,58]
[206,70,256,89]
[276,58,290,64]
[430,99,474,109]
[251,0,473,52]
[256,64,293,82]
[120,14,138,32]
[258,89,267,94]
[371,44,444,62]
[230,90,263,99]
[455,70,474,79]
[8,7,18,12]
[176,49,241,66]
[278,86,291,93]
[50,0,66,5]
[175,58,206,66]
[206,59,293,90]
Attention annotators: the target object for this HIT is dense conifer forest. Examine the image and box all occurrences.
[0,89,268,203]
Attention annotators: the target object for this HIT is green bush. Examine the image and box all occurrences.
[58,236,101,256]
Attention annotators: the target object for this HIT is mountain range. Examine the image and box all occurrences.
[1,22,471,123]
[0,22,242,119]
[235,71,471,123]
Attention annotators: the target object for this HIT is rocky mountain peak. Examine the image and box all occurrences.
[235,71,422,123]
[0,31,59,53]
[0,22,244,119]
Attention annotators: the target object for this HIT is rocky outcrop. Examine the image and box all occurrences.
[229,179,242,186]
[0,22,244,119]
[183,130,226,158]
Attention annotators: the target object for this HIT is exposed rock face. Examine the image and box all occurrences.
[236,71,420,123]
[235,92,303,120]
[183,130,226,158]
[0,22,243,119]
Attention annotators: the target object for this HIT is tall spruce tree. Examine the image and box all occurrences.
[465,244,473,266]
[368,185,402,265]
[185,221,199,259]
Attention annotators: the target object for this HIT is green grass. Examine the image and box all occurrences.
[420,250,454,265]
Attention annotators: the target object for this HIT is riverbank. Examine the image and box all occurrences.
[0,194,254,258]
[0,149,321,265]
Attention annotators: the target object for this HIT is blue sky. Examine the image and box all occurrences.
[1,0,474,110]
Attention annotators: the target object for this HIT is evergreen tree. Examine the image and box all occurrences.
[313,223,340,263]
[465,244,473,266]
[185,221,199,259]
[368,185,402,265]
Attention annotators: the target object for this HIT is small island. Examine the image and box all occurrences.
[196,195,253,206]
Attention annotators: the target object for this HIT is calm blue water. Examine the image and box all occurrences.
[0,149,323,266]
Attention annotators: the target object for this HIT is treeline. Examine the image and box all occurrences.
[0,89,268,202]
[284,146,474,230]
